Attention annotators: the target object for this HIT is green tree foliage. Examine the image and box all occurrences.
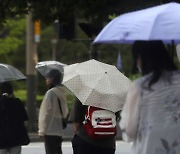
[98,44,133,76]
[0,17,26,62]
[0,0,178,103]
[0,17,27,92]
[0,0,176,24]
[0,0,27,23]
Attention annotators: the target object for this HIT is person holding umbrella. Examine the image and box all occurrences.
[38,69,69,154]
[120,41,180,154]
[62,59,131,154]
[0,82,30,154]
[71,98,116,154]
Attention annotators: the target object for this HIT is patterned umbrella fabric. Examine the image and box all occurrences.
[62,59,131,112]
[0,63,26,82]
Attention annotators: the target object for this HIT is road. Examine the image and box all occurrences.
[22,141,132,154]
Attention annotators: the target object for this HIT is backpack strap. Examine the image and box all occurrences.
[83,106,91,124]
[57,97,63,118]
[87,106,90,119]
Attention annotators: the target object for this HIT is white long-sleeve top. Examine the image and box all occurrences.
[120,81,141,142]
[120,71,180,154]
[38,86,69,136]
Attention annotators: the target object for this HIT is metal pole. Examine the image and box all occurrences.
[90,44,99,60]
[26,12,38,132]
[171,40,174,60]
[51,39,57,60]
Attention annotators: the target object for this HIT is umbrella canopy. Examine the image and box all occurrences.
[62,59,131,112]
[0,63,26,82]
[35,60,66,77]
[94,2,180,44]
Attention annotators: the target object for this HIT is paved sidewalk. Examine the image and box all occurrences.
[29,123,74,142]
[22,141,132,154]
[29,123,122,142]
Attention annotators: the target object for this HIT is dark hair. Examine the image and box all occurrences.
[0,82,13,94]
[45,69,63,88]
[132,40,177,88]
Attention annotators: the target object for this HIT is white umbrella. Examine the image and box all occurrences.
[0,63,26,82]
[62,59,131,113]
[35,60,67,77]
[94,2,180,44]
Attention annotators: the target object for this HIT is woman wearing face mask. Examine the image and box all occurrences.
[120,41,180,154]
[38,69,69,154]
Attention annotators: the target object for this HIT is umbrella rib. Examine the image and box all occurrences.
[80,73,104,103]
[148,5,168,39]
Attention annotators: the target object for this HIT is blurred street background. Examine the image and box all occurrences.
[1,0,178,134]
[0,2,179,154]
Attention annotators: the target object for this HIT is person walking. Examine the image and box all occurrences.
[120,40,180,154]
[0,82,30,154]
[38,69,69,154]
[71,98,116,154]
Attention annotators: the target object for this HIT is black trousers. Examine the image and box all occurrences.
[72,135,115,154]
[44,135,63,154]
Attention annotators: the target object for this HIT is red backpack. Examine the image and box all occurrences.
[83,106,116,140]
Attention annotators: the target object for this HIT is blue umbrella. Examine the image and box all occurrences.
[94,2,180,44]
